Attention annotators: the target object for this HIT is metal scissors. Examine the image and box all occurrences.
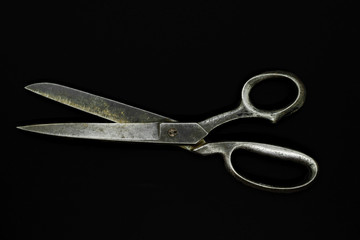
[18,71,318,192]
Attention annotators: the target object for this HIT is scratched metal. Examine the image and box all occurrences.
[198,71,306,132]
[194,141,318,193]
[19,71,318,192]
[18,122,208,144]
[24,83,206,150]
[25,83,174,124]
[18,123,160,141]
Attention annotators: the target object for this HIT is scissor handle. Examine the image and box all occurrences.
[199,71,306,132]
[194,142,318,193]
[241,71,306,123]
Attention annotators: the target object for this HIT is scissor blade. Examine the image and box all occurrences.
[17,122,208,144]
[17,123,160,142]
[25,83,174,123]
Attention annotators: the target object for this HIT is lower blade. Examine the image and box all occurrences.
[17,122,208,145]
[18,123,160,142]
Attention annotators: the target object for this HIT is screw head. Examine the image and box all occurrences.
[168,128,178,137]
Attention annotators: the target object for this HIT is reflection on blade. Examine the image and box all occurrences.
[17,123,160,142]
[22,83,207,150]
[25,83,174,123]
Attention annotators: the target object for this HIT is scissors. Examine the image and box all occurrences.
[18,71,318,192]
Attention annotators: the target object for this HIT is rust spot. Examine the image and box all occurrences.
[179,139,207,151]
[167,128,178,137]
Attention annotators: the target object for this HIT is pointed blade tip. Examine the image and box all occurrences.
[16,125,32,132]
[17,125,32,131]
[16,124,61,136]
[24,84,35,91]
[24,83,41,93]
[24,82,53,92]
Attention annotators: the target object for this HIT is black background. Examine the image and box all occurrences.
[3,1,359,239]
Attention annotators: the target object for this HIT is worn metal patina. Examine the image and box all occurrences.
[18,71,318,192]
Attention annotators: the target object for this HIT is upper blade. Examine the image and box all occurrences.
[25,83,174,123]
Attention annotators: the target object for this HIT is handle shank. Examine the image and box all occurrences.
[199,71,306,132]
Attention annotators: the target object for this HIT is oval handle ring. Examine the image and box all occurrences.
[241,71,306,123]
[194,141,318,193]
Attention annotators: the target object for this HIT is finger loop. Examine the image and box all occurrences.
[225,142,317,193]
[241,71,306,123]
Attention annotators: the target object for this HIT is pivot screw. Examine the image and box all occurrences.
[168,128,178,137]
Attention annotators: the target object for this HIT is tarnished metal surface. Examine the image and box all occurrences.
[158,123,208,144]
[18,122,208,144]
[18,71,318,192]
[24,82,203,150]
[194,142,318,192]
[199,71,305,132]
[17,123,160,142]
[25,83,174,124]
